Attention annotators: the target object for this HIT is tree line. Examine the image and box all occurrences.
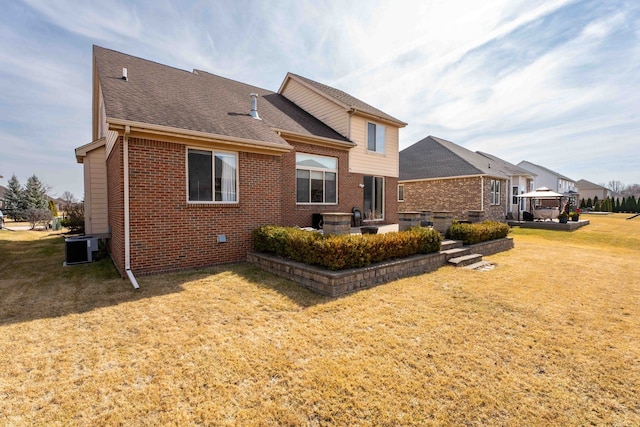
[580,195,639,213]
[2,174,84,231]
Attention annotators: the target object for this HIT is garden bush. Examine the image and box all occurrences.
[253,226,442,270]
[445,220,509,245]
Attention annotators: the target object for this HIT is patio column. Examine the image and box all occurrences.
[432,211,453,234]
[322,213,352,235]
[468,210,485,223]
[398,211,423,231]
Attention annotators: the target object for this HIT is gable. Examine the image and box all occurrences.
[400,136,508,181]
[93,46,351,154]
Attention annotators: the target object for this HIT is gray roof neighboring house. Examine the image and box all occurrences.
[517,160,575,182]
[399,135,510,181]
[94,46,353,149]
[477,151,536,178]
[576,179,607,191]
[283,73,407,126]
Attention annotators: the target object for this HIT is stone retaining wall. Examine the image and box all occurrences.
[248,237,514,297]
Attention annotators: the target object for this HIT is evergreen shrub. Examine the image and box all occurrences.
[445,221,510,245]
[253,226,442,271]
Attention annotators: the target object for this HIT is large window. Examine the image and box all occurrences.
[490,179,501,205]
[364,176,384,219]
[188,148,237,202]
[296,153,337,204]
[367,122,385,153]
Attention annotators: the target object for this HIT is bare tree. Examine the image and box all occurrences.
[607,180,624,194]
[60,191,77,219]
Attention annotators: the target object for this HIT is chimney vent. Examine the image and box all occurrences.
[250,93,261,120]
[122,67,128,81]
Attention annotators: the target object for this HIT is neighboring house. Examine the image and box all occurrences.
[517,161,576,194]
[476,152,536,218]
[576,179,616,202]
[75,46,406,278]
[398,136,510,222]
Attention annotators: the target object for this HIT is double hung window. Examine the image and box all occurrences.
[296,153,337,204]
[490,179,501,205]
[188,148,237,202]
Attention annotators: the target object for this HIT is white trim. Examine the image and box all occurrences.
[186,146,240,204]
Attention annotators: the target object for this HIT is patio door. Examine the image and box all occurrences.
[363,176,384,220]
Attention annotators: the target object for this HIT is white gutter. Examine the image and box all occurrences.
[123,125,140,289]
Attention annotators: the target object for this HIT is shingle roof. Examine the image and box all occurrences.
[285,73,407,126]
[576,179,606,190]
[517,160,575,182]
[94,46,352,147]
[477,151,536,178]
[399,136,509,181]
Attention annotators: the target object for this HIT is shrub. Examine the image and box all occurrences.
[60,202,85,233]
[253,226,442,270]
[445,221,509,245]
[24,208,52,230]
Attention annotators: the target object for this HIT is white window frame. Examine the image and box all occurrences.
[490,179,501,206]
[186,147,238,204]
[296,153,338,205]
[398,184,404,202]
[367,122,385,153]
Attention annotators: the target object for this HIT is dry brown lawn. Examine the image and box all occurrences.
[1,214,638,426]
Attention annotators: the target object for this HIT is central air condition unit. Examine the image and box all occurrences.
[64,236,99,265]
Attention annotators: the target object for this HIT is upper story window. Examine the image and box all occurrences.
[490,179,501,205]
[367,122,385,153]
[188,148,237,203]
[296,153,337,204]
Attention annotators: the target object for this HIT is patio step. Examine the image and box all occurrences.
[448,253,483,267]
[462,260,494,271]
[441,247,470,260]
[441,240,463,251]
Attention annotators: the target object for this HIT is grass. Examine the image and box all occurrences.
[1,214,639,425]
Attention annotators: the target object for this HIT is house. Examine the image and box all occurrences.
[398,136,510,222]
[476,151,536,219]
[576,179,616,202]
[517,161,576,194]
[517,160,579,211]
[75,46,406,279]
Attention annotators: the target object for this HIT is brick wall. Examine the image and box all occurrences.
[280,140,398,227]
[124,137,282,275]
[400,176,506,222]
[106,137,125,275]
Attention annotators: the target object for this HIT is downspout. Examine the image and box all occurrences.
[123,125,140,289]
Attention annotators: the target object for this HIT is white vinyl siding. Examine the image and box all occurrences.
[84,146,109,234]
[280,79,348,137]
[348,115,399,177]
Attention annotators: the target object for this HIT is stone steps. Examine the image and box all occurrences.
[447,253,484,267]
[440,247,469,260]
[462,260,494,271]
[441,239,463,251]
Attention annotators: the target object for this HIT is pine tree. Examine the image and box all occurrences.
[614,197,621,212]
[586,197,593,208]
[3,174,26,220]
[580,198,586,208]
[23,175,49,210]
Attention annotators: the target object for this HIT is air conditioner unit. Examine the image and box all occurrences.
[64,236,99,265]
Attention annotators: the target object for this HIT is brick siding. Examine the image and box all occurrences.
[400,176,507,222]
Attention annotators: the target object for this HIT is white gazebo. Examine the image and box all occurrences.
[516,187,564,221]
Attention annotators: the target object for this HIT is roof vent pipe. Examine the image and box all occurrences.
[122,67,128,81]
[250,93,261,120]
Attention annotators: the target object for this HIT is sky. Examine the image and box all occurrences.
[1,0,639,199]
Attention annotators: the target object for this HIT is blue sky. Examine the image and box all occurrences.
[1,0,638,199]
